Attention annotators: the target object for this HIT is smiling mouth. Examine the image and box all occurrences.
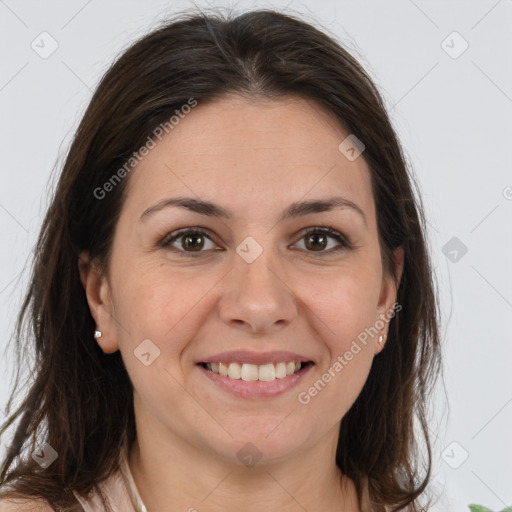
[198,361,314,382]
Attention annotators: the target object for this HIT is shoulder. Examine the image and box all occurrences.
[0,497,54,511]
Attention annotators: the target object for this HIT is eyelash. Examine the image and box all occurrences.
[158,226,353,257]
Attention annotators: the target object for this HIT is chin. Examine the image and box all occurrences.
[203,421,309,466]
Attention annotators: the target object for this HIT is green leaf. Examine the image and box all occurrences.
[468,505,493,512]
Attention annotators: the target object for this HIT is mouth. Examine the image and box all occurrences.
[196,360,315,398]
[198,361,314,381]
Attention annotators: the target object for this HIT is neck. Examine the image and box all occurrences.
[128,412,360,511]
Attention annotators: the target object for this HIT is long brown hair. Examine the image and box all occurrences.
[0,7,443,511]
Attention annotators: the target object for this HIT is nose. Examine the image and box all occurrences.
[218,251,298,334]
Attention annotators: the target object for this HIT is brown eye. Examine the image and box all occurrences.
[181,233,205,251]
[160,229,217,255]
[159,226,351,258]
[294,227,351,255]
[304,232,328,251]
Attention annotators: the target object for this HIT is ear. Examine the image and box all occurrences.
[374,245,404,355]
[78,252,119,354]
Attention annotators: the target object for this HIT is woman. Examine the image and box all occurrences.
[0,7,443,512]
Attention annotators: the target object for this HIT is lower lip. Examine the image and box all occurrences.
[196,363,313,398]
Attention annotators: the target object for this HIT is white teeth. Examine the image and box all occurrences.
[275,362,287,379]
[227,362,241,379]
[258,363,276,382]
[240,363,258,381]
[218,362,229,377]
[204,361,307,381]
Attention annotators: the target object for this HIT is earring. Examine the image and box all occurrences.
[378,333,386,343]
[94,330,102,339]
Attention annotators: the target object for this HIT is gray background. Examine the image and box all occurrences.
[0,0,511,510]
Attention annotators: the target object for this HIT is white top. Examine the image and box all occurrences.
[73,440,147,512]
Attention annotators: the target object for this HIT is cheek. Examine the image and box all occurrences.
[298,276,378,418]
[300,267,381,344]
[113,266,217,356]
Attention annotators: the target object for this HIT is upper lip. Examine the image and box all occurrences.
[198,350,314,365]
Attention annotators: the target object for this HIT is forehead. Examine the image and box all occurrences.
[123,94,375,225]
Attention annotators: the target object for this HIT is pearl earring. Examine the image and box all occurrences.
[379,333,386,343]
[94,330,102,339]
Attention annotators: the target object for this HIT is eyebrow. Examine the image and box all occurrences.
[139,195,367,226]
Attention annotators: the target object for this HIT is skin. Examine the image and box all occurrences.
[79,94,403,512]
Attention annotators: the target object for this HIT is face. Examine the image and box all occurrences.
[81,94,403,466]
